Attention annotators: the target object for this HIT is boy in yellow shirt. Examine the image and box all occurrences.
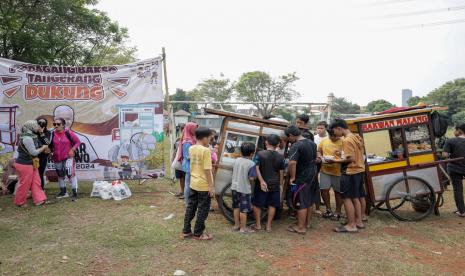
[181,127,215,241]
[317,129,343,220]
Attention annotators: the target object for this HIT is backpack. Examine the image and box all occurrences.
[49,130,75,150]
[431,111,448,138]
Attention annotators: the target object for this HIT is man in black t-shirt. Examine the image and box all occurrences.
[285,125,318,235]
[443,124,465,217]
[252,134,285,232]
[296,114,315,142]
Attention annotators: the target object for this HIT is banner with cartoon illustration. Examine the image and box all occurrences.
[0,57,165,180]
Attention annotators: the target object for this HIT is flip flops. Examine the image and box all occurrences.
[333,226,358,233]
[250,225,263,231]
[180,232,193,240]
[239,228,256,234]
[286,225,306,235]
[193,233,214,241]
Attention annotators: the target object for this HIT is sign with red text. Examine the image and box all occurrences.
[362,114,429,132]
[0,57,165,180]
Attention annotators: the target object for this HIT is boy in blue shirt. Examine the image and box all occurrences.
[231,142,257,233]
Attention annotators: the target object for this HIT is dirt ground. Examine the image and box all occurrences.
[1,179,465,276]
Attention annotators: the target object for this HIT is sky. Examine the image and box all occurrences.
[95,0,465,106]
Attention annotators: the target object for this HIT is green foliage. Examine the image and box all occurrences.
[145,142,164,169]
[333,97,361,116]
[452,111,465,126]
[365,99,395,113]
[169,88,197,113]
[407,96,423,107]
[0,0,136,65]
[235,71,299,117]
[426,78,465,120]
[191,75,234,111]
[272,108,295,122]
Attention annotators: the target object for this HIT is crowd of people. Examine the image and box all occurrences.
[174,115,369,240]
[175,114,465,241]
[9,117,81,207]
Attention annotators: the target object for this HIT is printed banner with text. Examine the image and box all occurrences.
[0,57,165,180]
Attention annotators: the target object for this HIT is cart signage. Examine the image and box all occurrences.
[0,57,165,180]
[362,114,428,132]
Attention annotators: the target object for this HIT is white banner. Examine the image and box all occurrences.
[0,57,165,180]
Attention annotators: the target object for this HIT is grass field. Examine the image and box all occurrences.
[1,179,465,276]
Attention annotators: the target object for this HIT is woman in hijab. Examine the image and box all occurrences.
[14,120,48,207]
[178,122,198,205]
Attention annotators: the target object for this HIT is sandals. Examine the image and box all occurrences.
[231,226,240,232]
[286,225,306,235]
[193,233,214,241]
[333,225,358,233]
[454,211,465,217]
[331,214,342,221]
[322,210,334,219]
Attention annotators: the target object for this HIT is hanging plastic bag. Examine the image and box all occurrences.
[110,180,132,201]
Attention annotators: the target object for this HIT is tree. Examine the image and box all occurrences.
[365,99,395,113]
[170,88,197,113]
[235,71,299,117]
[407,96,422,107]
[333,97,361,115]
[452,111,465,126]
[273,107,295,122]
[0,0,136,65]
[193,75,234,110]
[426,78,465,120]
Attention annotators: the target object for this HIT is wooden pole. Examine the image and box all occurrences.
[162,47,175,180]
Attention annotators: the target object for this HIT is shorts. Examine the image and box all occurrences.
[253,189,281,208]
[320,172,341,192]
[292,179,319,210]
[232,190,252,213]
[54,158,75,178]
[175,170,185,179]
[340,172,366,199]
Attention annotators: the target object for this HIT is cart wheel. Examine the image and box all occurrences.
[218,183,267,225]
[374,202,389,211]
[385,176,435,221]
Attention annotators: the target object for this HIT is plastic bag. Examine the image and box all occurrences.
[110,180,132,201]
[91,181,113,200]
[91,181,108,197]
[99,184,113,200]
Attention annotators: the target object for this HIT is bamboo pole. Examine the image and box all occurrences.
[162,47,175,180]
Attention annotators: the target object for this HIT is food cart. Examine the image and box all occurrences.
[345,107,455,221]
[204,108,291,224]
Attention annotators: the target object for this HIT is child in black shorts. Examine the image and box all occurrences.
[253,134,285,232]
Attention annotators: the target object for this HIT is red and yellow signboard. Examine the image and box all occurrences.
[362,114,429,132]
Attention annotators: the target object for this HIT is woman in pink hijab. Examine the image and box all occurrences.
[179,122,198,205]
